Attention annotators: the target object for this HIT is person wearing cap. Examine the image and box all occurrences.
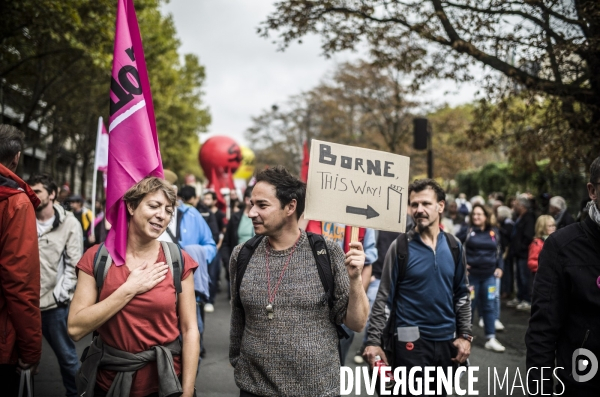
[548,196,575,230]
[67,194,94,249]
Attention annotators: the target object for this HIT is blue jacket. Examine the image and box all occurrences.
[183,244,210,301]
[178,204,217,263]
[457,226,503,278]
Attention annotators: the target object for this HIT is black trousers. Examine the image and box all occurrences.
[240,391,262,397]
[389,338,459,397]
[0,364,22,396]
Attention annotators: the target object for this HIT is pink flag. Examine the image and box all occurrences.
[105,0,163,266]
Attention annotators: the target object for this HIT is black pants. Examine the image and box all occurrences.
[240,391,262,397]
[390,338,458,397]
[0,364,22,396]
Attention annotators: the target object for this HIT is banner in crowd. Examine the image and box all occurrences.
[105,0,164,266]
[304,139,410,232]
[90,117,109,236]
[95,118,109,189]
[300,140,309,183]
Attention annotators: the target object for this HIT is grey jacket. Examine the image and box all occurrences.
[76,336,182,397]
[38,204,82,311]
[365,230,472,356]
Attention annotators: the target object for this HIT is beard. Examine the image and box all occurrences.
[36,199,51,212]
[416,219,429,233]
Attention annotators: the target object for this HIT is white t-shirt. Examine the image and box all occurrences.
[37,216,55,237]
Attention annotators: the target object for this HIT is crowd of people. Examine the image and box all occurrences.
[1,122,599,397]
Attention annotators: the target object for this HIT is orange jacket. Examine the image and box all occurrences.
[527,238,545,273]
[0,164,42,364]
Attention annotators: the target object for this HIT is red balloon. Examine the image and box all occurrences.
[199,136,242,211]
[199,136,242,174]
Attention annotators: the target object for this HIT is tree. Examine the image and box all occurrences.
[426,104,504,180]
[247,60,500,178]
[1,0,211,191]
[247,60,418,174]
[260,1,600,169]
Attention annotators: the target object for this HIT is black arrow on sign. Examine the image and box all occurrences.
[346,205,380,219]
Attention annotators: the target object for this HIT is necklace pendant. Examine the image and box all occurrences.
[266,303,273,312]
[267,312,274,320]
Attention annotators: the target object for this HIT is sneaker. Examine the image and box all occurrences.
[204,303,215,313]
[516,301,531,311]
[478,318,484,328]
[485,337,506,352]
[495,320,505,331]
[507,298,520,307]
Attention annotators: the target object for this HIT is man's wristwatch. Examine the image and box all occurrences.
[460,334,473,343]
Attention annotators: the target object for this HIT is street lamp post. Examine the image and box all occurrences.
[413,117,433,179]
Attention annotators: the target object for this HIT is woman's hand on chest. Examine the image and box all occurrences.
[123,260,169,295]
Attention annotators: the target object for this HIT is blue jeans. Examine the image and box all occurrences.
[470,274,497,338]
[495,277,501,320]
[515,257,531,303]
[42,306,79,397]
[362,278,381,345]
[207,253,221,303]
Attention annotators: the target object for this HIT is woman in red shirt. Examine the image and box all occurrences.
[527,214,556,274]
[68,177,199,397]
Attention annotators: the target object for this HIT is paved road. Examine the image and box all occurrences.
[36,275,530,397]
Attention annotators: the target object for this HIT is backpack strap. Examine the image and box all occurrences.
[306,232,349,340]
[161,241,184,298]
[307,232,334,306]
[93,243,112,292]
[394,233,409,284]
[234,234,265,309]
[175,209,183,241]
[443,232,461,268]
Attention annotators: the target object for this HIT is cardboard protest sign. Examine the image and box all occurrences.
[305,139,410,233]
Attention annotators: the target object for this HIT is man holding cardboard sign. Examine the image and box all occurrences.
[229,166,369,397]
[364,179,472,396]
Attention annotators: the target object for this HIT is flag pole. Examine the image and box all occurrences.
[90,116,103,240]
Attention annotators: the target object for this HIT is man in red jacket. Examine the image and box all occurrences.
[0,125,42,395]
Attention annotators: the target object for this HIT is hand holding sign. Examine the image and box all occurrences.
[344,241,366,280]
[305,140,410,233]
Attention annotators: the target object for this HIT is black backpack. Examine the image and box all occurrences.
[92,241,185,302]
[234,232,349,341]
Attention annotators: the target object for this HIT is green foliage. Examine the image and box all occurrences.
[260,0,600,171]
[1,0,210,190]
[456,160,586,214]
